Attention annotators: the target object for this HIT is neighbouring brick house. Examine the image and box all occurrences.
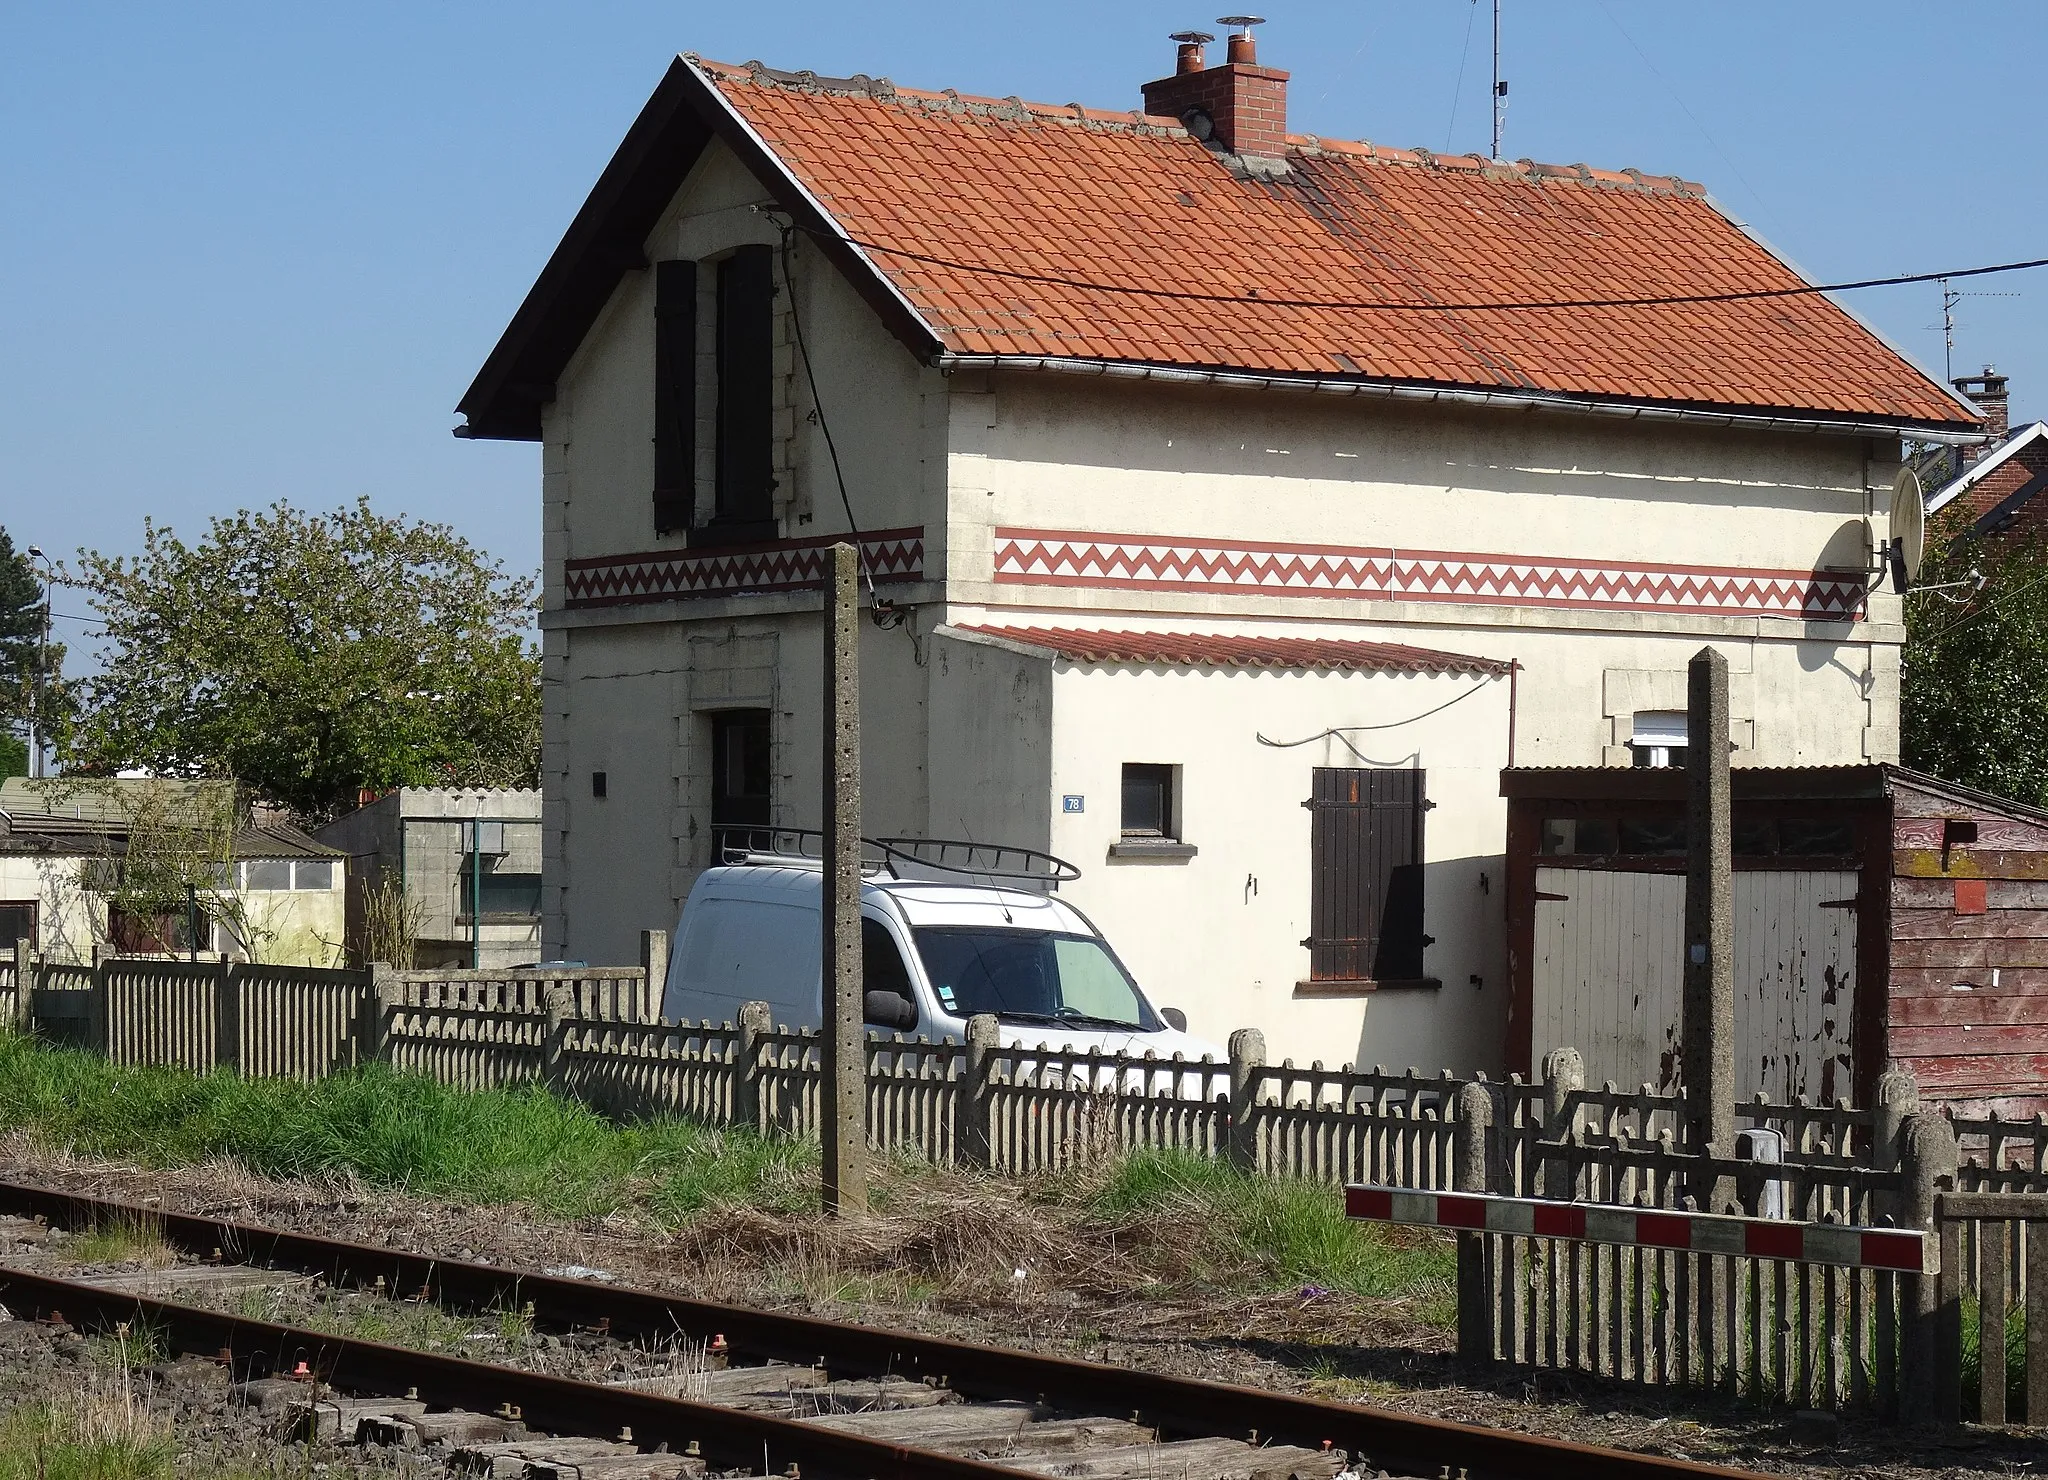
[1926,369,2048,539]
[457,27,1981,1073]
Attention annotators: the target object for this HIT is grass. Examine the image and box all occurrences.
[0,1033,1452,1324]
[0,1032,816,1223]
[67,1216,176,1269]
[1078,1148,1456,1313]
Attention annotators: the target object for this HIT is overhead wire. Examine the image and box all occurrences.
[776,222,878,606]
[808,227,2048,315]
[1255,669,1505,748]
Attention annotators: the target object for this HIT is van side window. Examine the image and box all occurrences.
[862,917,914,1002]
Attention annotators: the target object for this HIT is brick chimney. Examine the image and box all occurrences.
[1142,18,1290,162]
[1954,364,2011,463]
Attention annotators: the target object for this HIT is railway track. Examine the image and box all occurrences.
[0,1178,1763,1480]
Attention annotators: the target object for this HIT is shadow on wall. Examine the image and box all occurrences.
[1335,854,1509,1077]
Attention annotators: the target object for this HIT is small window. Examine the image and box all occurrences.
[0,902,36,951]
[1540,818,1617,857]
[1120,763,1177,839]
[292,859,336,892]
[592,771,607,799]
[241,859,294,892]
[1779,818,1857,855]
[1733,818,1778,856]
[465,871,542,920]
[1617,816,1688,856]
[1630,711,1689,769]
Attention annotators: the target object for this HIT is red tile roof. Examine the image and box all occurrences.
[956,626,1508,675]
[697,58,1970,429]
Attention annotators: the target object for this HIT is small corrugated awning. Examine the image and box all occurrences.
[952,625,1508,675]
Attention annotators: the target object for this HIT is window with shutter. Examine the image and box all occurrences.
[652,259,695,535]
[712,245,777,542]
[1302,767,1433,987]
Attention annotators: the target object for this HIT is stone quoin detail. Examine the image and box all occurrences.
[993,528,1869,622]
[563,529,924,608]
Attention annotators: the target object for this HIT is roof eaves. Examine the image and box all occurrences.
[935,354,1988,444]
[1928,421,2048,513]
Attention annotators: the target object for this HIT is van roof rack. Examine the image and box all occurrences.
[713,826,1079,887]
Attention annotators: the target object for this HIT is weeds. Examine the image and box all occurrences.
[1077,1149,1455,1305]
[67,1215,176,1269]
[0,1033,814,1224]
[0,1035,1453,1324]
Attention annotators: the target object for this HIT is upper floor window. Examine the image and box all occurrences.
[652,247,778,545]
[1630,711,1688,769]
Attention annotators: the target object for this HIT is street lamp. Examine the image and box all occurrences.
[24,547,51,780]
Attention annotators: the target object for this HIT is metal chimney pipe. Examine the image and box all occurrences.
[1219,14,1264,64]
[1170,30,1213,75]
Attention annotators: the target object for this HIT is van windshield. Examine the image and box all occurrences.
[911,928,1155,1030]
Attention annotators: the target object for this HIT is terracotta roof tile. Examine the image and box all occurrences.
[694,56,1963,425]
[956,626,1509,676]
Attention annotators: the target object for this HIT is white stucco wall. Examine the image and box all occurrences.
[1025,647,1510,1073]
[533,134,1918,1071]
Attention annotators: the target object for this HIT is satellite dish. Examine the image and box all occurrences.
[1889,468,1926,594]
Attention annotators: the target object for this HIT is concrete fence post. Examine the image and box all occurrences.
[9,941,30,1033]
[819,541,867,1217]
[540,982,573,1093]
[213,958,240,1074]
[736,1000,772,1133]
[1454,1081,1496,1360]
[638,930,669,1023]
[1899,1110,1961,1426]
[961,1013,1000,1169]
[1541,1046,1583,1199]
[1873,1064,1920,1221]
[1682,646,1736,1215]
[1227,1028,1266,1175]
[365,962,403,1065]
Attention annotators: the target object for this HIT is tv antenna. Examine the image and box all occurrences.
[1936,274,2020,382]
[1491,0,1506,160]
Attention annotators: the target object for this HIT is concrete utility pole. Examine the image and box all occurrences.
[1682,646,1735,1212]
[820,541,867,1215]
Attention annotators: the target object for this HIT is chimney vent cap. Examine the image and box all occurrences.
[1217,14,1265,34]
[1171,29,1216,43]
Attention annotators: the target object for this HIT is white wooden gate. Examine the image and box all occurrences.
[1533,868,1857,1102]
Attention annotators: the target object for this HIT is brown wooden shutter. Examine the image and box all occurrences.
[1303,767,1431,983]
[714,245,777,536]
[652,259,695,534]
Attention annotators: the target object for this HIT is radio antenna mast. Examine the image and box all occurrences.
[1490,0,1506,160]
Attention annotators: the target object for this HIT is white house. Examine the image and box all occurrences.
[457,30,1981,1073]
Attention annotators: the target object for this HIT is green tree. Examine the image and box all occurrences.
[1902,518,2048,807]
[65,499,540,822]
[0,527,60,772]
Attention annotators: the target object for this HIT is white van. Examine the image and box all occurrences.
[661,841,1225,1093]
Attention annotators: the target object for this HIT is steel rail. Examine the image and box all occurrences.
[0,1178,1762,1480]
[0,1264,1017,1480]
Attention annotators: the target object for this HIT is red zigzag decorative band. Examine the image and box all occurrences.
[564,529,925,608]
[992,528,1867,622]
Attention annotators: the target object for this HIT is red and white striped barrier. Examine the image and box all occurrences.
[1344,1185,1925,1273]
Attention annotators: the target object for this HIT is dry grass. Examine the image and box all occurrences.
[66,1214,177,1269]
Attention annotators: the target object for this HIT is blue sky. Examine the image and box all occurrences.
[4,1,2042,649]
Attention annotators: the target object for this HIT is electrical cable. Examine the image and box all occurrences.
[1443,0,1480,155]
[1255,670,1504,747]
[777,224,877,605]
[809,226,2048,315]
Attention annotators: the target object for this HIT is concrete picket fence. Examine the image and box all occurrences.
[11,940,2048,1419]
